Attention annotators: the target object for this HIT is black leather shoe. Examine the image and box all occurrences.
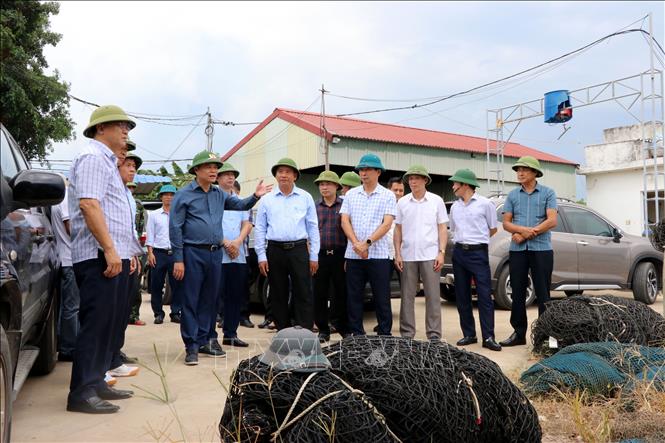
[120,351,138,364]
[67,395,120,414]
[456,336,478,346]
[154,315,164,325]
[372,325,379,333]
[199,343,226,357]
[170,313,181,324]
[239,319,255,328]
[185,349,199,365]
[257,319,271,329]
[482,338,502,351]
[222,337,249,348]
[97,386,134,400]
[499,332,527,347]
[318,333,330,343]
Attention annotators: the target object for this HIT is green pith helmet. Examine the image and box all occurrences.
[126,181,137,188]
[355,153,385,172]
[271,157,300,181]
[512,156,543,178]
[158,184,177,195]
[217,162,240,178]
[314,170,341,189]
[126,139,137,151]
[124,151,143,170]
[258,326,331,373]
[83,105,136,138]
[188,150,223,175]
[448,169,480,188]
[339,171,361,188]
[403,164,432,185]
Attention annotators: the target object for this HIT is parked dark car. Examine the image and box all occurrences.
[0,124,65,443]
[440,196,663,309]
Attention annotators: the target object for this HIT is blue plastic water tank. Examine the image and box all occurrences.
[544,90,572,123]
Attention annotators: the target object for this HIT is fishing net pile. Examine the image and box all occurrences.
[531,295,665,356]
[520,342,665,396]
[219,335,541,443]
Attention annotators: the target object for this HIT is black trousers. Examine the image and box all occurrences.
[452,247,495,340]
[346,259,392,335]
[69,253,129,401]
[128,266,141,321]
[111,261,137,369]
[313,248,348,335]
[509,250,553,337]
[267,242,313,330]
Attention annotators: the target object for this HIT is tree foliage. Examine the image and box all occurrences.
[1,1,74,161]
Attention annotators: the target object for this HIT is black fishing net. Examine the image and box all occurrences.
[531,295,665,356]
[219,336,542,443]
[219,356,398,443]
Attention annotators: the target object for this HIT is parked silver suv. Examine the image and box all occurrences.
[440,196,662,309]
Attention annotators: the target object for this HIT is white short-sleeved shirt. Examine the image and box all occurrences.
[449,193,498,245]
[340,184,396,260]
[395,191,449,261]
[145,207,171,249]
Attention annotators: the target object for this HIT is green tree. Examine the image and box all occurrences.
[1,1,74,161]
[171,161,184,176]
[159,166,169,176]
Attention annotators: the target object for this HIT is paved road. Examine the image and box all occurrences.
[11,290,663,442]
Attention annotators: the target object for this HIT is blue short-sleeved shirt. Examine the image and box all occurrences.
[503,183,557,251]
[222,210,250,264]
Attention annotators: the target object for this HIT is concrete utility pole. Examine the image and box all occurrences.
[320,84,329,170]
[205,107,214,152]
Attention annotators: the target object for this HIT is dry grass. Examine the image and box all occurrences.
[530,385,665,442]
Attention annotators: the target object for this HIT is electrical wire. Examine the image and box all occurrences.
[334,28,664,118]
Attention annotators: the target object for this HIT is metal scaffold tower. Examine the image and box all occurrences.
[486,14,664,238]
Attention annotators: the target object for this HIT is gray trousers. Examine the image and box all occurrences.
[399,260,442,339]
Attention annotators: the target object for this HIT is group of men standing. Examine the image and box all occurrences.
[62,103,558,415]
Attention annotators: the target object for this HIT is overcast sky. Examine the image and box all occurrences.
[41,1,664,197]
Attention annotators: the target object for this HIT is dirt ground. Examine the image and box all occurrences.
[11,290,664,442]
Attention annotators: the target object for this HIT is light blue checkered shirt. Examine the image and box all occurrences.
[68,139,143,263]
[503,183,557,251]
[340,184,396,259]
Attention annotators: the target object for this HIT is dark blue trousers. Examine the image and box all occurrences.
[110,261,137,370]
[452,247,495,340]
[150,249,178,317]
[509,250,553,337]
[69,254,129,401]
[180,246,223,351]
[346,259,392,335]
[211,263,248,340]
[57,266,80,355]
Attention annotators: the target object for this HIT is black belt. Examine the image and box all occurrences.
[185,243,221,251]
[268,239,307,250]
[455,243,488,251]
[153,248,173,255]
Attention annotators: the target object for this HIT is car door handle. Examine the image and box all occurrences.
[32,234,45,244]
[576,241,589,246]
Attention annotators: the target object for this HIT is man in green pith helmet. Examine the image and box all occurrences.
[448,169,500,351]
[169,150,272,365]
[500,156,558,348]
[339,171,361,197]
[67,105,142,414]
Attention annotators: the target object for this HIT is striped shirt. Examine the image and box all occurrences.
[68,139,143,263]
[146,207,171,250]
[316,197,346,251]
[503,183,557,251]
[340,184,396,259]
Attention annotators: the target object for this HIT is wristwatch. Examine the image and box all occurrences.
[366,238,373,246]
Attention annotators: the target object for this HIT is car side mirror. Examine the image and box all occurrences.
[10,170,65,209]
[612,227,623,243]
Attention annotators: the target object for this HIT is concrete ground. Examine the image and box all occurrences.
[11,290,664,442]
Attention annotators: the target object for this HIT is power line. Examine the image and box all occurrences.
[334,28,664,118]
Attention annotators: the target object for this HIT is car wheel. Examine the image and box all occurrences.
[162,281,172,305]
[564,290,583,297]
[632,261,658,304]
[31,292,58,375]
[494,265,536,310]
[1,326,13,443]
[440,284,456,303]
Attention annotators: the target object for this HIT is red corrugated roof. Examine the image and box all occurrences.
[222,108,576,166]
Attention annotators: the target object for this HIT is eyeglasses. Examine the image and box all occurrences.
[111,121,133,131]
